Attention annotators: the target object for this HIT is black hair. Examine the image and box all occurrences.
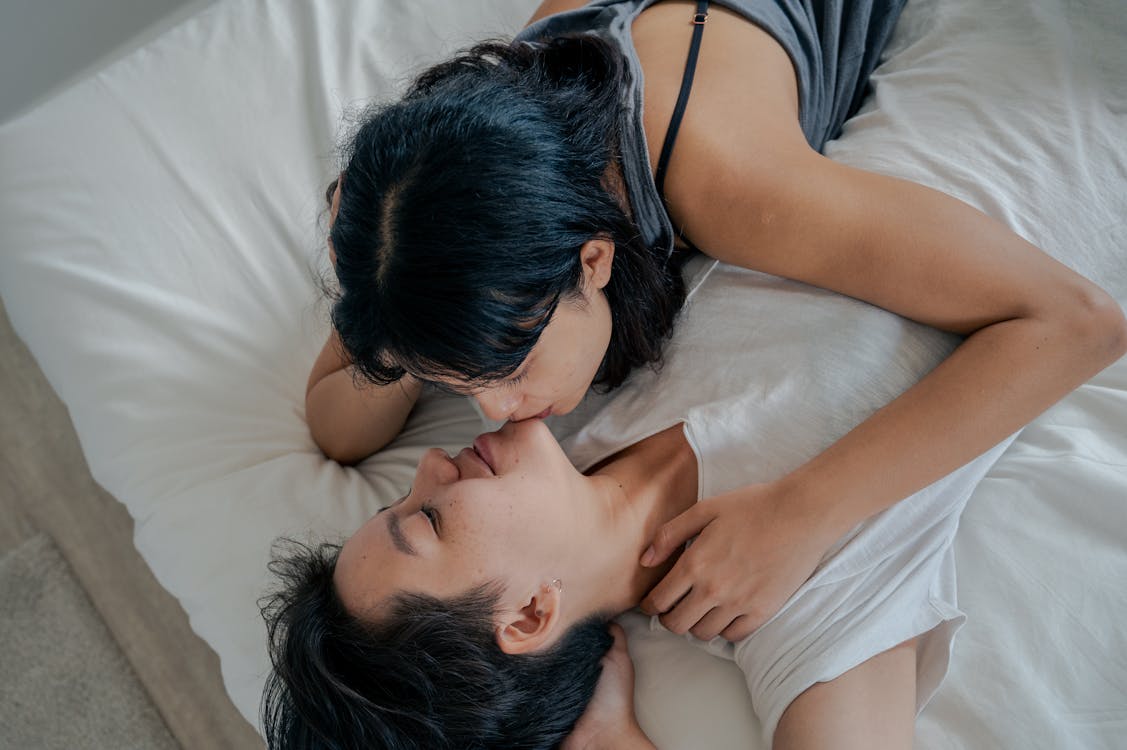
[328,34,686,392]
[260,539,614,750]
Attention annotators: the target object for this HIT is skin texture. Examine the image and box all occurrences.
[334,419,693,748]
[428,239,616,423]
[628,0,1125,645]
[334,419,698,653]
[559,623,654,750]
[772,636,919,750]
[306,176,616,459]
[333,420,918,749]
[313,0,1127,745]
[306,178,422,465]
[527,3,1120,745]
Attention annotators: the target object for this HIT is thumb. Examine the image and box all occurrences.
[641,503,710,567]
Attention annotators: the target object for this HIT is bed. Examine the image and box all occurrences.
[1,0,1124,747]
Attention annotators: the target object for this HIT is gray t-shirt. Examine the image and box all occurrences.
[515,0,907,258]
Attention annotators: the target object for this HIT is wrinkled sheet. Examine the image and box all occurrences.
[0,0,1124,747]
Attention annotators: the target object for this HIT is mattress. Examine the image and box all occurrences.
[1,0,1124,747]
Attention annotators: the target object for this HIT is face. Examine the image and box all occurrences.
[430,237,616,423]
[327,176,615,423]
[436,283,614,423]
[334,420,601,621]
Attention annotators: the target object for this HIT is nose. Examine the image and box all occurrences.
[414,448,460,486]
[474,387,522,422]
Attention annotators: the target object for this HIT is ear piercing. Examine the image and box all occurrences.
[540,579,563,597]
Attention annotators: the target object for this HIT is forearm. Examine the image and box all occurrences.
[306,330,421,464]
[784,306,1126,540]
[306,368,421,465]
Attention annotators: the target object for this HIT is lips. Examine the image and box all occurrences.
[472,435,497,475]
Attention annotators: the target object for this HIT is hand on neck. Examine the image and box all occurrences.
[568,423,699,617]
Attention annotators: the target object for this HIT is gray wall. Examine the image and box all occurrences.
[0,0,216,124]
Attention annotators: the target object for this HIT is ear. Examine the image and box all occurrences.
[579,238,615,291]
[495,581,564,656]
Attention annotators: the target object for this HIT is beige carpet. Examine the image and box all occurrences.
[0,533,178,749]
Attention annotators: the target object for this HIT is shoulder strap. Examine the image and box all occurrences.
[653,0,710,202]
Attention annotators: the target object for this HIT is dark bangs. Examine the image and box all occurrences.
[329,35,686,390]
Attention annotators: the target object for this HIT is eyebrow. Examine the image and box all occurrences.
[384,508,417,556]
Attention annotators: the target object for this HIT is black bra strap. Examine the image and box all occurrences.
[654,0,710,202]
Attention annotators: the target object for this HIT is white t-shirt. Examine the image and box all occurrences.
[546,255,1014,745]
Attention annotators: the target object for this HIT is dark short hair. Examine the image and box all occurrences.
[260,539,614,750]
[328,35,686,392]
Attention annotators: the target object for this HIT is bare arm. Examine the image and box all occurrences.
[306,329,421,466]
[306,0,583,465]
[561,623,657,750]
[674,128,1127,544]
[636,6,1127,639]
[650,5,1126,516]
[306,176,421,465]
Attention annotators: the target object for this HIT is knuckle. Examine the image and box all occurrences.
[689,624,714,640]
[722,624,748,641]
[661,614,685,635]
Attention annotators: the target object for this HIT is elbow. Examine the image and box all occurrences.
[311,427,381,467]
[314,435,365,467]
[307,415,372,467]
[305,395,368,467]
[1058,282,1127,371]
[307,415,350,465]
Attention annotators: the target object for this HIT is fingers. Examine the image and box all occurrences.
[687,606,739,642]
[654,585,719,636]
[720,615,758,642]
[640,503,711,567]
[639,560,691,617]
[601,622,635,681]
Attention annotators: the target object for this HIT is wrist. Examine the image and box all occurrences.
[770,472,853,548]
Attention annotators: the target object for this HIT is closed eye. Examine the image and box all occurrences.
[421,503,441,536]
[506,368,529,387]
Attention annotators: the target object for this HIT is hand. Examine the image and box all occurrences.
[562,623,654,750]
[639,482,834,642]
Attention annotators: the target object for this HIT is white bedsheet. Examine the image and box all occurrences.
[1,0,1124,748]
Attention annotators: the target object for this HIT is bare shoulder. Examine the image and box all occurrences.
[631,1,809,240]
[630,2,1095,336]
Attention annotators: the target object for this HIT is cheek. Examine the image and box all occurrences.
[454,479,556,547]
[546,309,609,388]
[451,514,538,582]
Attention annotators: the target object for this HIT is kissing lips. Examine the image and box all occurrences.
[472,435,497,475]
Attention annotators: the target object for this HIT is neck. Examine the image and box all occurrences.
[583,424,698,613]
